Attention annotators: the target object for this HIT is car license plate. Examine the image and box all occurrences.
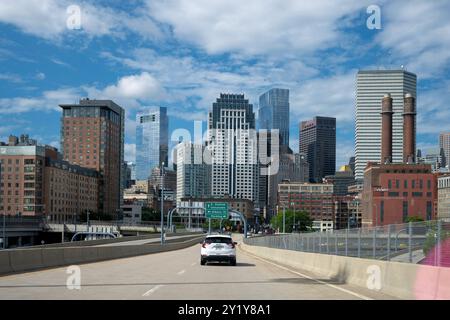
[214,245,224,249]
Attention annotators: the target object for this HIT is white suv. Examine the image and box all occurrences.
[200,234,237,266]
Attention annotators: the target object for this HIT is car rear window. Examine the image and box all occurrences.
[204,237,232,244]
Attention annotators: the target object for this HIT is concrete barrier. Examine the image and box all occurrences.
[0,235,203,276]
[240,242,450,300]
[0,251,11,274]
[41,248,65,269]
[9,248,44,273]
[27,231,204,249]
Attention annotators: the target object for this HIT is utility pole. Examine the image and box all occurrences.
[160,162,165,244]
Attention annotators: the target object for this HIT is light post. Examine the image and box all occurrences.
[160,162,165,244]
[291,202,296,233]
[282,206,286,234]
[2,213,5,249]
[373,203,378,227]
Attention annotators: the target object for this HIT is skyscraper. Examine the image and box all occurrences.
[299,116,336,183]
[176,141,210,201]
[59,98,125,218]
[439,133,450,168]
[355,70,417,180]
[135,107,168,180]
[258,88,290,147]
[208,93,259,203]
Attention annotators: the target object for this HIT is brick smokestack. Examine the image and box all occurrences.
[403,93,416,163]
[381,93,393,164]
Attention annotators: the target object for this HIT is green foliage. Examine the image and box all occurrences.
[405,216,424,223]
[270,210,313,233]
[202,219,234,231]
[141,207,160,221]
[423,222,450,255]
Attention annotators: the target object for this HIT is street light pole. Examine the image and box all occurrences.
[2,214,5,249]
[160,162,165,244]
[282,206,286,234]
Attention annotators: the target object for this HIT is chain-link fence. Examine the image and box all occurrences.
[244,220,450,266]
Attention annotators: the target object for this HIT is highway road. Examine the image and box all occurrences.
[0,235,395,300]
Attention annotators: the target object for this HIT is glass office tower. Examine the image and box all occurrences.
[258,88,290,147]
[135,106,168,180]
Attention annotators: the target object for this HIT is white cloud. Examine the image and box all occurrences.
[35,72,46,80]
[102,72,165,100]
[0,73,23,83]
[0,0,162,41]
[147,0,370,56]
[0,88,80,114]
[290,71,356,124]
[124,143,136,162]
[376,0,450,79]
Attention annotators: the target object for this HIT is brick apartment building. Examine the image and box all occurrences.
[277,182,334,223]
[0,135,98,222]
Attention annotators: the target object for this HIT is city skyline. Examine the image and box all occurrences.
[1,1,449,170]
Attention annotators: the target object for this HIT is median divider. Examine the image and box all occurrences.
[239,241,450,300]
[0,234,204,276]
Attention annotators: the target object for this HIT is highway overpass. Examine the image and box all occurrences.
[0,234,393,300]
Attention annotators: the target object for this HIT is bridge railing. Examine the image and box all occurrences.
[244,220,450,267]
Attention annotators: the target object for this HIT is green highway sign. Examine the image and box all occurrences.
[205,202,229,219]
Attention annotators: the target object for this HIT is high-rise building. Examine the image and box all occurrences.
[299,116,336,183]
[176,141,210,201]
[59,98,125,218]
[439,133,450,168]
[417,147,446,172]
[208,93,259,203]
[258,88,290,147]
[135,107,168,180]
[355,70,417,180]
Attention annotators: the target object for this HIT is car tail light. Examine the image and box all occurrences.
[202,243,207,248]
[229,242,235,249]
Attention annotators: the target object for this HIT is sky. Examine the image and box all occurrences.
[0,0,449,168]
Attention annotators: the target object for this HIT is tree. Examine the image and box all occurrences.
[141,207,160,222]
[270,209,313,233]
[405,216,424,223]
[202,219,234,231]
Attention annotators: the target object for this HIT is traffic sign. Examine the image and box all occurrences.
[205,202,229,219]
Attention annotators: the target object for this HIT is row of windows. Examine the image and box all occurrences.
[387,179,432,190]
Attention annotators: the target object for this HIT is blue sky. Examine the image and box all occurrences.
[0,0,449,168]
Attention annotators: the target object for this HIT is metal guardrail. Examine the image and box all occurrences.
[244,220,450,266]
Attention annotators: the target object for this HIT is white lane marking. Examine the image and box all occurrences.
[177,269,186,275]
[191,262,196,266]
[142,285,163,297]
[241,249,373,300]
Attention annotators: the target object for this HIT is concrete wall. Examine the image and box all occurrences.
[23,231,202,249]
[0,235,204,276]
[240,243,450,300]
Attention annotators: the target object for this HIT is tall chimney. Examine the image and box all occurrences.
[403,93,416,163]
[381,93,393,164]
